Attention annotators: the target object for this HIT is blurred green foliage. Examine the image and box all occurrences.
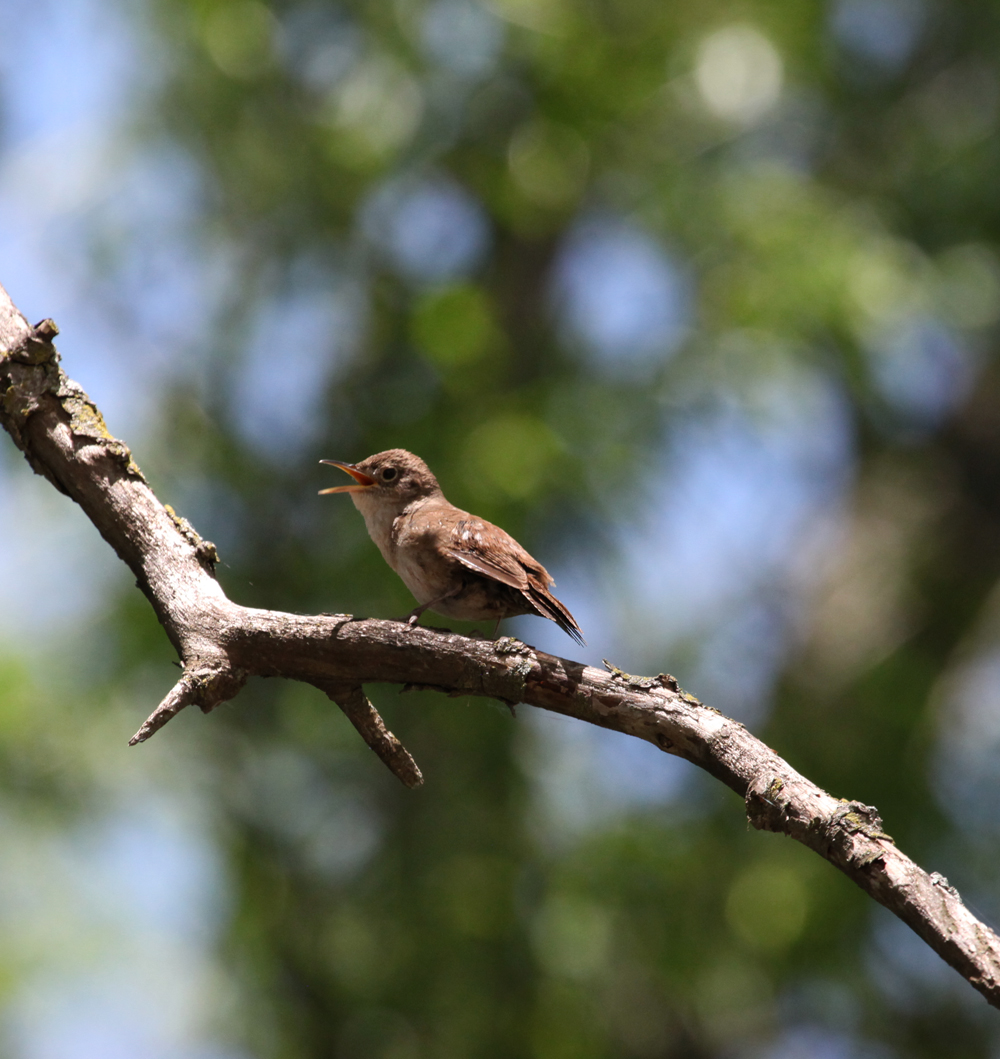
[7,0,1000,1053]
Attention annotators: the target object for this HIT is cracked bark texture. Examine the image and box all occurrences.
[2,281,999,1009]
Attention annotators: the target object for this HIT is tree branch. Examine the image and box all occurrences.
[129,662,247,745]
[2,281,999,1008]
[320,682,424,789]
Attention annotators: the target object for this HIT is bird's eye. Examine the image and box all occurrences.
[382,467,398,481]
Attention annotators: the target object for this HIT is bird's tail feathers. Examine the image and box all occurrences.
[525,585,586,647]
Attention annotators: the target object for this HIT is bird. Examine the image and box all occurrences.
[319,448,585,645]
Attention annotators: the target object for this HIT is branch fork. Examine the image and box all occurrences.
[129,662,248,745]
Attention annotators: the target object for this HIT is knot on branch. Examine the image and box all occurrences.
[746,774,791,833]
[164,504,219,569]
[929,871,963,902]
[1,319,62,445]
[830,800,893,844]
[481,639,538,706]
[494,636,530,656]
[747,775,895,868]
[3,318,59,366]
[1,319,147,485]
[602,658,659,690]
[824,801,895,867]
[604,661,702,704]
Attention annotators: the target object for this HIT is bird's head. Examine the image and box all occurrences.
[319,449,442,510]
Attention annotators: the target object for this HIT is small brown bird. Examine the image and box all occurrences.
[319,448,584,645]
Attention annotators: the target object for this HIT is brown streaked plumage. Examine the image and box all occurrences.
[319,448,585,645]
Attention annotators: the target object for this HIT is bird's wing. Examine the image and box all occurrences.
[443,517,586,646]
[442,517,541,591]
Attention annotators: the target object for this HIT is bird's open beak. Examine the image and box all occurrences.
[318,460,377,494]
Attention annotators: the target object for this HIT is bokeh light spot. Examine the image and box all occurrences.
[323,54,424,165]
[695,24,783,124]
[278,6,361,93]
[421,0,504,78]
[725,861,808,951]
[551,217,688,373]
[362,175,490,284]
[936,243,1000,330]
[484,0,568,35]
[411,283,502,367]
[462,412,560,500]
[935,650,1000,834]
[848,243,926,325]
[831,0,926,71]
[231,272,365,461]
[533,896,611,980]
[201,1,277,80]
[867,318,971,427]
[508,119,589,210]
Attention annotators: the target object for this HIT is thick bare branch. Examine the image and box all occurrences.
[2,280,999,1009]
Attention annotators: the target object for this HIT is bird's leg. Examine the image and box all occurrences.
[492,618,502,638]
[403,588,462,627]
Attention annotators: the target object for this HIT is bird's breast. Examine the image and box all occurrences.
[390,510,458,604]
[392,550,448,605]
